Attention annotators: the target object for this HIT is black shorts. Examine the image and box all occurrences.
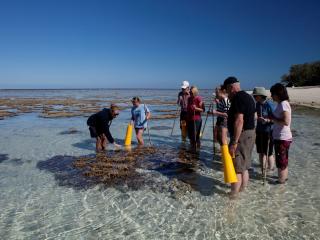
[216,117,228,128]
[89,126,97,138]
[256,132,273,156]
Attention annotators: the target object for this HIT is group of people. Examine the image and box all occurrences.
[176,77,292,197]
[87,96,151,151]
[86,76,292,197]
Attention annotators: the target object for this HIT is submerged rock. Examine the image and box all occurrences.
[59,128,81,135]
[0,154,9,163]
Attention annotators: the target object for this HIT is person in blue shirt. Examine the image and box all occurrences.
[252,87,276,175]
[131,96,151,145]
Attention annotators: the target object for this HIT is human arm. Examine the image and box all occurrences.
[270,102,290,126]
[103,125,114,144]
[211,110,228,118]
[177,92,182,105]
[144,104,151,120]
[192,98,204,113]
[229,113,244,157]
[271,111,290,126]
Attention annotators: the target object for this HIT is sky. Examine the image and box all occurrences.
[0,0,319,89]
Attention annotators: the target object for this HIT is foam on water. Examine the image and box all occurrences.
[0,90,319,240]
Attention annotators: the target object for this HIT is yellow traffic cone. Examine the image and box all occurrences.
[124,123,133,146]
[221,144,238,183]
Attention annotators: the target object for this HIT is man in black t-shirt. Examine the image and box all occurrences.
[223,77,256,198]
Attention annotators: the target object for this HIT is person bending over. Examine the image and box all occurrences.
[87,104,121,152]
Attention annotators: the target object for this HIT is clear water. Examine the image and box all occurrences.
[0,89,319,240]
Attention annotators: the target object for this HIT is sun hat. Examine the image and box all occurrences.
[181,80,190,89]
[223,76,239,89]
[252,87,267,97]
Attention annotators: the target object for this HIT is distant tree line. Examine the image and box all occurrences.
[281,60,320,87]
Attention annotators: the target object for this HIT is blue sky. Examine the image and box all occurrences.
[0,0,319,89]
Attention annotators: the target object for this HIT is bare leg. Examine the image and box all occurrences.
[231,173,242,196]
[241,170,249,191]
[136,129,144,145]
[181,120,187,141]
[259,153,266,175]
[101,134,107,150]
[279,167,288,183]
[96,136,102,152]
[268,155,275,170]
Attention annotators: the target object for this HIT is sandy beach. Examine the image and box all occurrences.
[247,86,320,109]
[287,86,320,108]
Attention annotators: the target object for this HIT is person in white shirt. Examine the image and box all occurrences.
[270,83,292,184]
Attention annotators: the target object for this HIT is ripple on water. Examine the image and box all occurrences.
[0,92,320,239]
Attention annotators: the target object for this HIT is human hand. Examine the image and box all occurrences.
[113,143,121,148]
[258,117,268,124]
[229,144,237,158]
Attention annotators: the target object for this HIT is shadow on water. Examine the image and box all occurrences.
[36,144,227,196]
[72,138,125,151]
[0,154,9,163]
[151,161,226,196]
[37,154,98,190]
[147,133,222,171]
[0,153,23,165]
[72,139,96,151]
[59,128,82,135]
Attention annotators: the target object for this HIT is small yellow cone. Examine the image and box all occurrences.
[124,123,133,146]
[221,144,238,183]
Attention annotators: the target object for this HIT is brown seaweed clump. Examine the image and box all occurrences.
[0,110,17,120]
[0,97,177,119]
[152,114,177,120]
[73,147,158,184]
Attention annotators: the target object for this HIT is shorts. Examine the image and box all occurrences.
[256,132,273,156]
[135,127,146,132]
[216,117,228,128]
[274,140,291,170]
[180,111,188,128]
[232,129,255,173]
[89,126,97,138]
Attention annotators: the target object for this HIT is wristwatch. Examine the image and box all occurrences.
[230,138,238,145]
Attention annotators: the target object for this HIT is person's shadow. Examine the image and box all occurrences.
[72,138,124,151]
[37,154,98,190]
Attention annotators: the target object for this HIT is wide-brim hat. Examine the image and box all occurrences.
[252,87,267,97]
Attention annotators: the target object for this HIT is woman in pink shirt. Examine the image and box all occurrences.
[187,86,205,148]
[270,83,292,184]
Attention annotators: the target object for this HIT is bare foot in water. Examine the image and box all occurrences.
[228,191,239,200]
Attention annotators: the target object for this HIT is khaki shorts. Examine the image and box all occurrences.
[232,129,255,173]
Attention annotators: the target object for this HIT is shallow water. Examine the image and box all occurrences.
[0,90,319,240]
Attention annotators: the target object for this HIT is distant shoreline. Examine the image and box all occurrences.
[247,86,320,109]
[1,86,320,109]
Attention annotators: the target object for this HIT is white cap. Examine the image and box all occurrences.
[181,80,190,89]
